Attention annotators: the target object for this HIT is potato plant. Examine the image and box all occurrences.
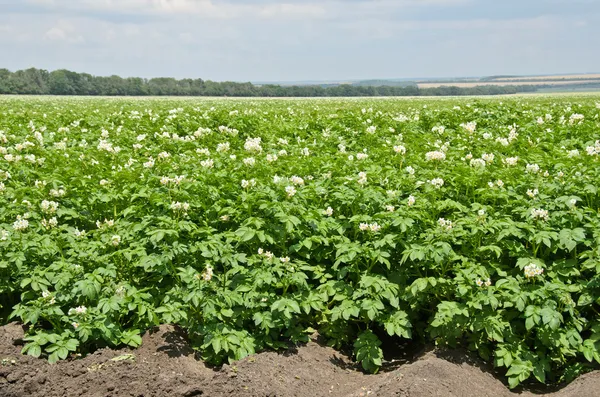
[1,96,600,387]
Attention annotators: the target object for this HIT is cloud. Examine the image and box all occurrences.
[1,0,598,81]
[43,21,85,43]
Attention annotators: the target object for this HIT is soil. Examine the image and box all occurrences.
[1,323,599,397]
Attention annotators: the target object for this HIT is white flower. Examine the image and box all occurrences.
[356,152,368,160]
[12,217,29,231]
[504,157,519,166]
[280,256,290,263]
[136,134,147,141]
[241,179,256,189]
[437,218,453,231]
[429,178,444,188]
[285,185,297,197]
[366,126,377,134]
[110,235,121,246]
[476,278,492,287]
[200,159,214,168]
[568,198,577,207]
[0,230,9,241]
[526,189,539,199]
[407,195,416,207]
[425,151,446,161]
[526,163,540,174]
[347,155,354,161]
[478,209,486,216]
[243,157,256,166]
[585,141,600,156]
[74,228,86,238]
[531,208,549,221]
[405,166,415,175]
[470,158,486,168]
[49,188,66,197]
[301,147,310,156]
[217,142,230,152]
[357,172,367,185]
[170,201,190,213]
[569,113,584,125]
[360,222,381,232]
[369,223,381,232]
[465,153,473,160]
[220,215,230,221]
[266,154,278,162]
[481,153,495,163]
[496,179,504,188]
[496,137,509,146]
[460,121,477,133]
[244,137,263,152]
[290,176,305,186]
[68,306,87,316]
[386,205,395,212]
[567,149,580,158]
[143,158,155,168]
[394,145,406,155]
[42,217,58,229]
[323,207,334,216]
[524,263,544,278]
[202,265,214,281]
[158,151,170,160]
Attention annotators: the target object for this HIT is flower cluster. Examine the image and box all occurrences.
[437,218,453,231]
[359,222,381,233]
[429,178,444,188]
[531,208,549,221]
[425,151,446,161]
[524,263,544,278]
[476,278,492,287]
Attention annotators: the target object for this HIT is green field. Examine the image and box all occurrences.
[1,96,600,388]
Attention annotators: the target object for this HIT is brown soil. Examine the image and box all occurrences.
[1,323,599,397]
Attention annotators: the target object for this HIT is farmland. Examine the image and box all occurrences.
[1,95,600,391]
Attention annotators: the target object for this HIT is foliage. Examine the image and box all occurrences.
[0,67,540,97]
[0,96,600,388]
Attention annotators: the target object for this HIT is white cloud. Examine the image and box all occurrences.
[43,21,85,43]
[3,0,599,81]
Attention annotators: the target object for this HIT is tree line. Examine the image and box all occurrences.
[0,68,540,97]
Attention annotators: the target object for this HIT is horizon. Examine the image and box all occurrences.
[3,66,600,86]
[1,0,598,82]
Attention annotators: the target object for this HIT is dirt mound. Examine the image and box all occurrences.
[1,323,599,397]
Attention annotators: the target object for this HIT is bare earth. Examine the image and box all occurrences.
[1,323,600,397]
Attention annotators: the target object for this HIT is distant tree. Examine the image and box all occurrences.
[0,67,548,97]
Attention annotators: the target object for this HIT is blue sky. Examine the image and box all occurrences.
[0,0,598,82]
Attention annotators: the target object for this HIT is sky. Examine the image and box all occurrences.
[0,0,598,82]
